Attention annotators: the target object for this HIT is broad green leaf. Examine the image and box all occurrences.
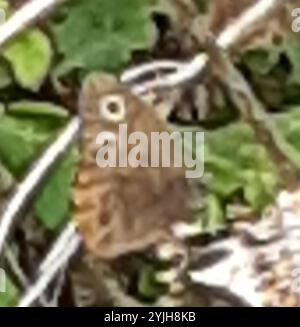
[53,0,156,79]
[0,277,19,307]
[35,149,78,231]
[3,29,52,91]
[8,101,69,118]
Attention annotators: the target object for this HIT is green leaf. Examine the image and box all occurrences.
[0,277,19,307]
[205,126,280,210]
[0,107,66,177]
[242,170,276,212]
[3,29,52,91]
[205,150,242,197]
[53,0,156,79]
[0,116,53,177]
[8,101,69,118]
[34,149,78,231]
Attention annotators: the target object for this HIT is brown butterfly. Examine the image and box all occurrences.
[73,73,191,260]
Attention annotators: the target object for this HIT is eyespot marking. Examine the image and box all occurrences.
[99,95,126,123]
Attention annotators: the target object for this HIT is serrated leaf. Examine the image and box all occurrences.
[0,277,19,307]
[3,29,52,91]
[53,0,156,79]
[34,149,78,231]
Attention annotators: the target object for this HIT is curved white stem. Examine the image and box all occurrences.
[121,60,184,84]
[39,223,79,273]
[217,0,280,49]
[0,0,66,46]
[18,233,81,307]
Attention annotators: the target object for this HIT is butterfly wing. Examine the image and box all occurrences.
[74,73,191,260]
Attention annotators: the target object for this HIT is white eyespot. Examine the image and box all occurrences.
[99,95,126,123]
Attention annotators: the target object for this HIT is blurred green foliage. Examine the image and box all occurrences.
[189,110,299,232]
[35,148,78,230]
[52,0,156,79]
[3,30,52,91]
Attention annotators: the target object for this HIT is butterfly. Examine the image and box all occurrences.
[73,73,191,260]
